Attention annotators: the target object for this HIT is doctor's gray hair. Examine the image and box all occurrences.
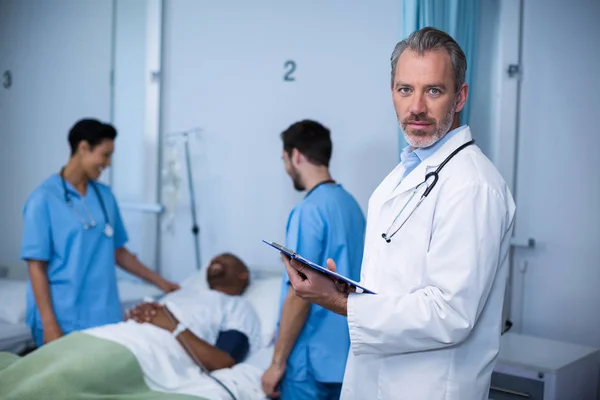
[390,27,467,93]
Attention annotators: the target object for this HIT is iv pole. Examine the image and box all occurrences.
[165,128,202,271]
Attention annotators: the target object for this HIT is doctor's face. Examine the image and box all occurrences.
[392,49,468,149]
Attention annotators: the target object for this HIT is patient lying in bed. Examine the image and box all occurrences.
[0,253,264,400]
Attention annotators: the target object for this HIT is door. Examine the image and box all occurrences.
[510,0,600,348]
[110,0,163,280]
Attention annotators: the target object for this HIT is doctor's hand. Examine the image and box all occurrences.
[261,362,285,398]
[282,254,349,316]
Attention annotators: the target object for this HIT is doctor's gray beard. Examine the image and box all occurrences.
[402,100,456,149]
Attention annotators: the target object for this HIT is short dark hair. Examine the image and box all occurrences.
[280,120,332,167]
[68,118,117,156]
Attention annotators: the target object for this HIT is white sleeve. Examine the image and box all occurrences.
[222,298,262,354]
[160,291,212,341]
[347,182,514,355]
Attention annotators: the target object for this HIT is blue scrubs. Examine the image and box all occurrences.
[276,183,366,400]
[21,174,128,347]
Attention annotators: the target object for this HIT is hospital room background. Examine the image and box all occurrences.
[0,0,599,398]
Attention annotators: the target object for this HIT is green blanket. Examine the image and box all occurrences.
[0,332,207,400]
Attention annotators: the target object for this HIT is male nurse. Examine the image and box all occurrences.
[21,118,179,347]
[261,120,366,399]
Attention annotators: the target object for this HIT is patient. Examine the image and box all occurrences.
[0,253,262,400]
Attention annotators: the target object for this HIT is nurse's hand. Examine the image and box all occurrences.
[282,254,349,316]
[157,279,180,293]
[261,362,285,398]
[44,323,63,344]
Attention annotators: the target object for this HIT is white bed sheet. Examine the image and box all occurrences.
[0,321,33,354]
[149,344,273,400]
[209,344,274,400]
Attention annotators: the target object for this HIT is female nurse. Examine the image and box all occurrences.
[21,118,180,347]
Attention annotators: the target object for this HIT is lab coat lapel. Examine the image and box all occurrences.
[383,127,474,205]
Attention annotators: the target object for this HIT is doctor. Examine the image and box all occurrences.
[21,118,180,347]
[281,27,517,400]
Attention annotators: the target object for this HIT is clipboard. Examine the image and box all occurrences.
[262,240,376,294]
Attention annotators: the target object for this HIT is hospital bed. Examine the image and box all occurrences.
[0,266,283,399]
[0,279,33,354]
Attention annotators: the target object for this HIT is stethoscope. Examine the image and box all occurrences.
[60,168,114,238]
[381,139,475,243]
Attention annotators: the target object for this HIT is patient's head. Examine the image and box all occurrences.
[206,253,250,295]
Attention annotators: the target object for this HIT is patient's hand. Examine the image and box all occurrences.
[148,307,178,333]
[126,302,162,323]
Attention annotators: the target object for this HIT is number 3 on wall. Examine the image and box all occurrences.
[284,60,296,82]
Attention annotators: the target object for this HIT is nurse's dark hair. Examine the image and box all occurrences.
[390,27,467,93]
[280,119,332,167]
[68,118,117,156]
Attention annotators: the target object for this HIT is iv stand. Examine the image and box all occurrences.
[166,128,202,271]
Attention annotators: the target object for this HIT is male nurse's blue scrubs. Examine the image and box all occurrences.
[21,173,128,347]
[276,182,366,400]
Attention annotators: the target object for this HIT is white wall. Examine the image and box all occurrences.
[159,0,403,280]
[509,0,600,349]
[0,0,113,266]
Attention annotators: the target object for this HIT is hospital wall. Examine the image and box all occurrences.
[0,0,114,277]
[506,0,600,350]
[158,0,404,280]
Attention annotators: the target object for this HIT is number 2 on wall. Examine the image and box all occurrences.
[284,60,296,82]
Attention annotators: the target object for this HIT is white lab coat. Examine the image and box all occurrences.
[341,127,516,400]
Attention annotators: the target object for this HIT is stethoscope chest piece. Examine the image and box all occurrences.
[104,224,114,238]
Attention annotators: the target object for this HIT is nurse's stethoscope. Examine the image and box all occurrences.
[381,139,475,243]
[60,168,114,238]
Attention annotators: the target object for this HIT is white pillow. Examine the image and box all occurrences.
[181,267,210,291]
[243,273,283,348]
[0,279,28,324]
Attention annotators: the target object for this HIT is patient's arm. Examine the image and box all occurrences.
[149,306,238,372]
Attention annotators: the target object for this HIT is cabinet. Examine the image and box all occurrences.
[489,333,600,400]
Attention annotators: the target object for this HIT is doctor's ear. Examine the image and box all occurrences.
[454,83,469,113]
